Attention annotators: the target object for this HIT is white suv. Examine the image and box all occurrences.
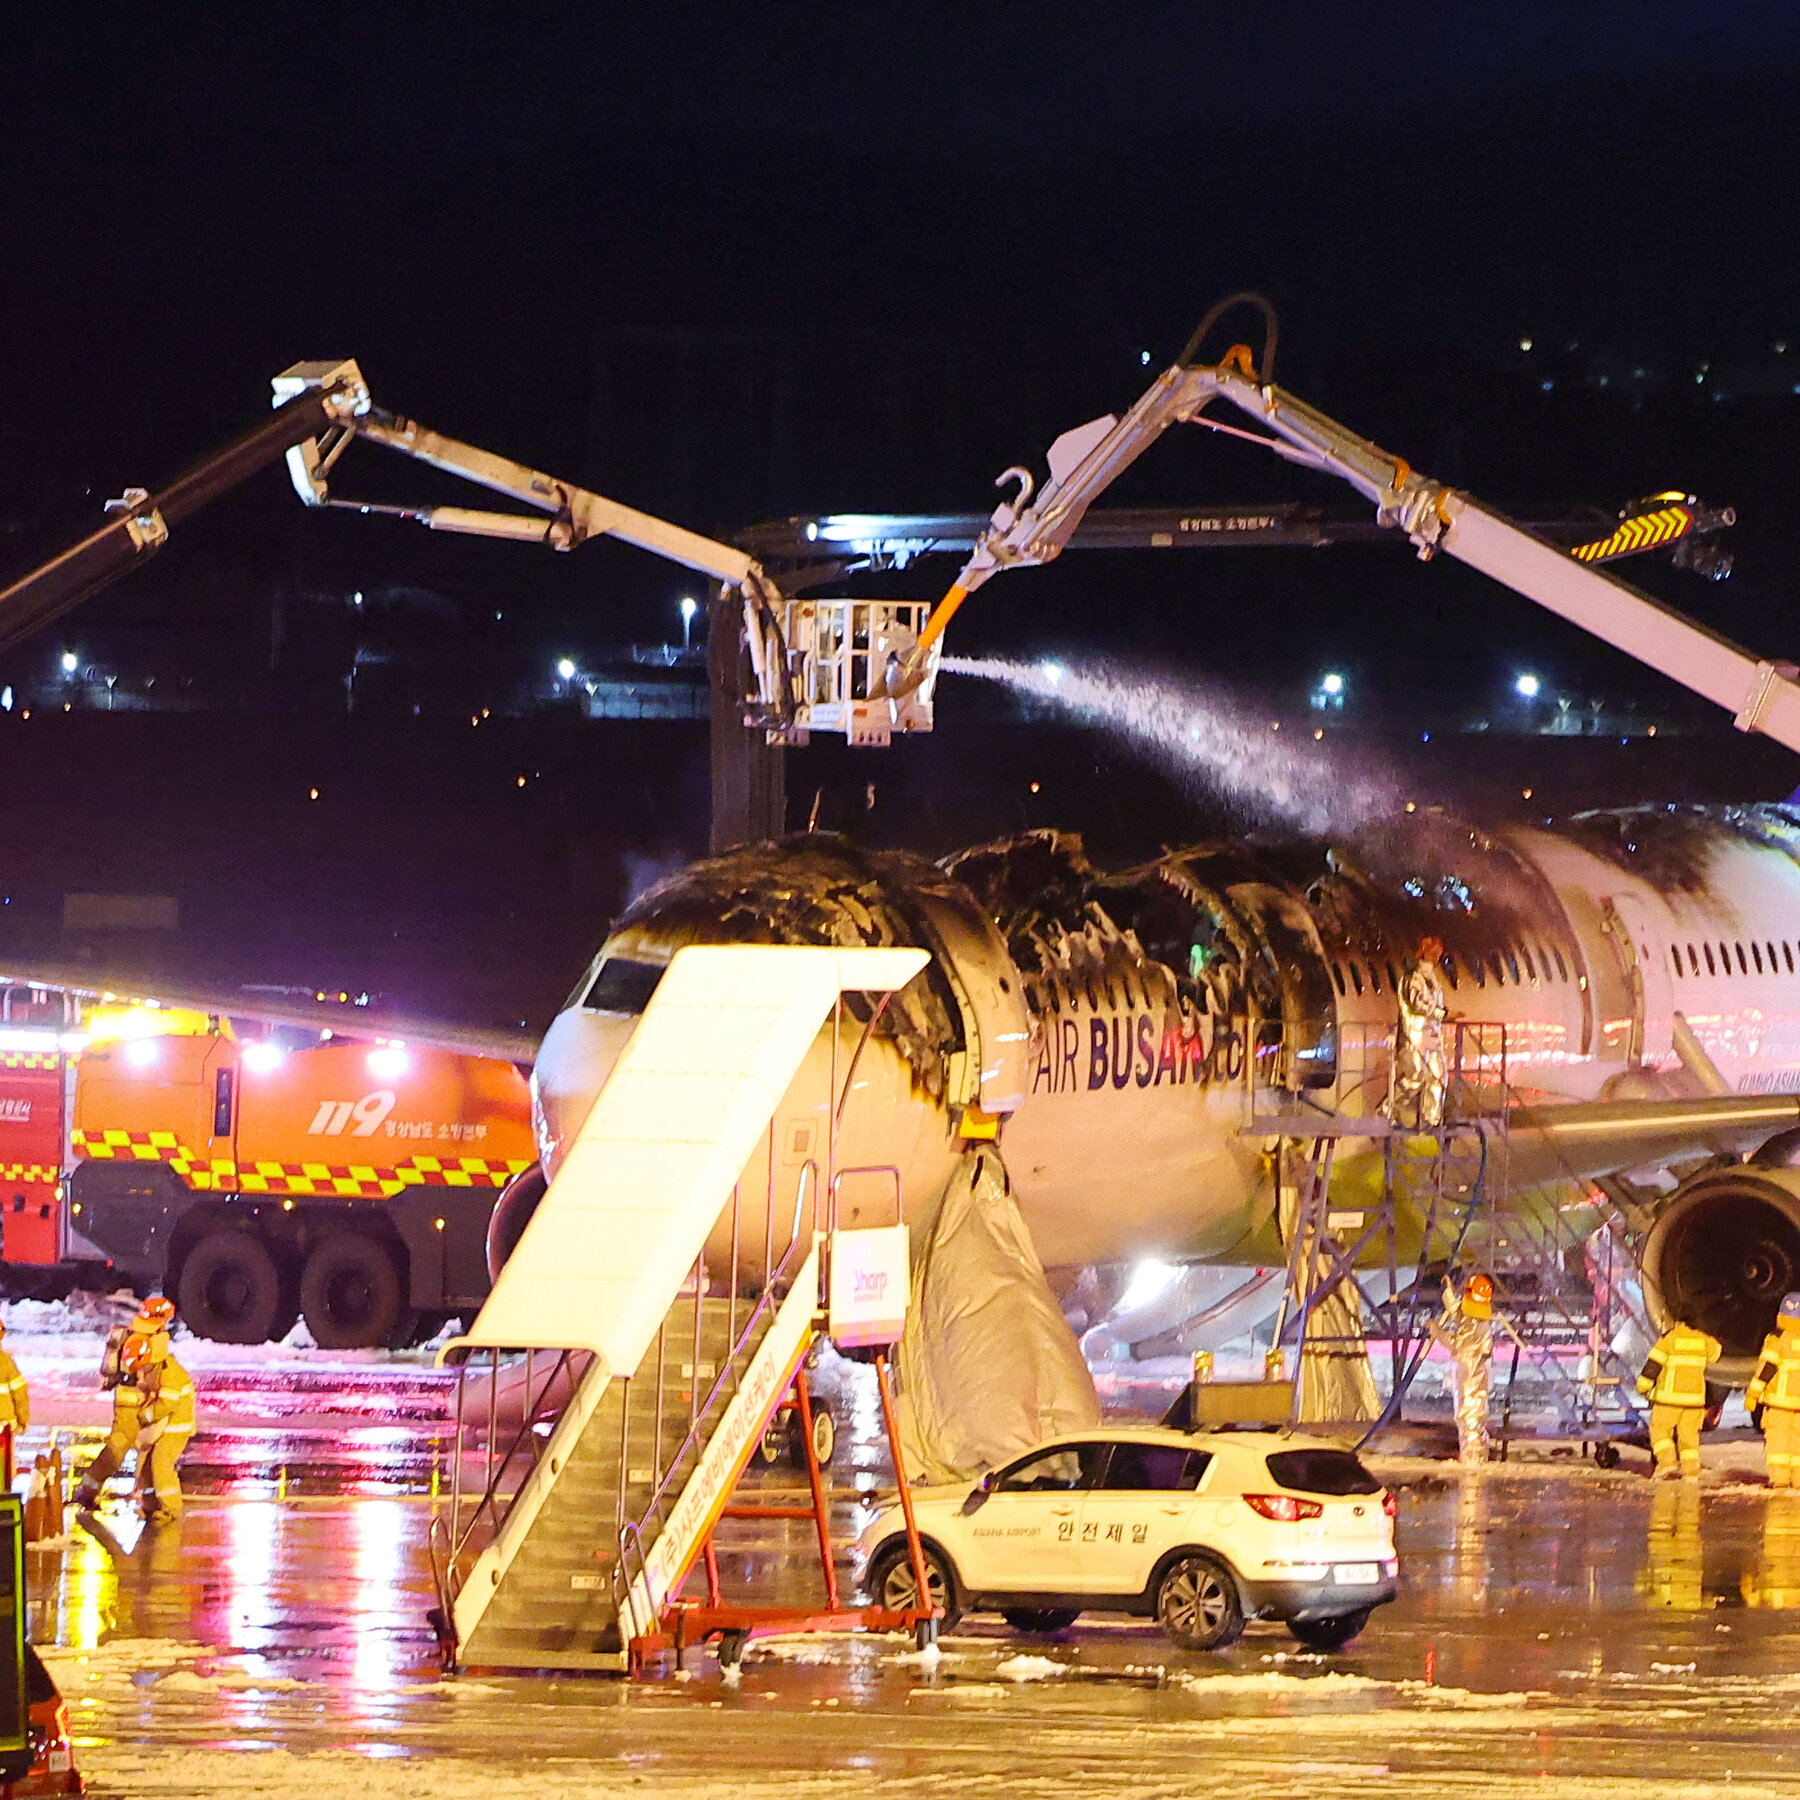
[858,1428,1397,1651]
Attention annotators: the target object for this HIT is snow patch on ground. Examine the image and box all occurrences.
[155,1668,307,1693]
[1175,1669,1390,1696]
[992,1654,1069,1682]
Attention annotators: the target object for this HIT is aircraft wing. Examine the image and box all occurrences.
[1505,1093,1800,1189]
[0,960,540,1067]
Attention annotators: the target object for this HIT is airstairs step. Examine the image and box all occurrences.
[460,1298,777,1668]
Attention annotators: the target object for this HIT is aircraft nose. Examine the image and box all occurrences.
[530,1006,637,1179]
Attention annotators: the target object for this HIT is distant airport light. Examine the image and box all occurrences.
[242,1041,284,1073]
[59,651,76,675]
[1320,672,1344,695]
[1515,672,1542,699]
[680,596,698,652]
[1040,662,1064,686]
[367,1045,408,1080]
[556,657,576,681]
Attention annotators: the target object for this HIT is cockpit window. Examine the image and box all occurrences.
[582,958,668,1014]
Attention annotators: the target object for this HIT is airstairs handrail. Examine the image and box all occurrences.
[608,1212,824,1630]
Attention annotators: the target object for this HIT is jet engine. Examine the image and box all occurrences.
[1642,1163,1800,1367]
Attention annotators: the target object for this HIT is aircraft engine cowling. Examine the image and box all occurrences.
[1642,1165,1800,1366]
[486,1162,548,1283]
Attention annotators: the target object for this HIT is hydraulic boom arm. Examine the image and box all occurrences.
[897,328,1799,752]
[0,360,802,732]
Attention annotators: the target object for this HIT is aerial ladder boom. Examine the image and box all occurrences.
[895,309,1800,754]
[0,359,906,745]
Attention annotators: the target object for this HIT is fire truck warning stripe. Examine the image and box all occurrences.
[72,1130,529,1192]
[0,1165,57,1183]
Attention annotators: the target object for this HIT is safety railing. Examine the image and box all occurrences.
[1244,1015,1509,1128]
[609,1184,821,1637]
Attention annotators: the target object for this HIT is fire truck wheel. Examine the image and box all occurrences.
[177,1230,289,1344]
[300,1234,415,1349]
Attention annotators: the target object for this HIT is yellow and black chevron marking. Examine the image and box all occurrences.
[0,1054,61,1070]
[0,1164,56,1185]
[1571,503,1693,563]
[72,1129,528,1199]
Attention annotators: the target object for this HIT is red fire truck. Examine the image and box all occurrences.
[0,986,537,1348]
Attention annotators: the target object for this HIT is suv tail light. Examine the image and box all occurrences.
[1244,1493,1323,1522]
[1382,1491,1398,1518]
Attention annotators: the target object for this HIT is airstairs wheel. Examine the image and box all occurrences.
[793,1404,836,1469]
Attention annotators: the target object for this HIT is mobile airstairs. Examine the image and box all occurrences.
[427,944,939,1674]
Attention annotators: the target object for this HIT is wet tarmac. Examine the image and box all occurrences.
[24,1381,1800,1799]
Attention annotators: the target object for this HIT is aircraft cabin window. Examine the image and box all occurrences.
[1754,942,1766,975]
[1704,943,1717,976]
[1349,962,1364,996]
[1440,955,1459,991]
[1468,954,1486,989]
[1688,944,1700,976]
[1719,941,1731,974]
[1770,941,1780,973]
[1788,943,1796,975]
[1331,963,1347,997]
[582,957,668,1014]
[1504,951,1521,985]
[1554,948,1570,982]
[1670,947,1683,979]
[1367,961,1382,994]
[1384,961,1400,992]
[1737,942,1750,974]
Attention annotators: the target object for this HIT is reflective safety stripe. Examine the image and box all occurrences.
[1750,1328,1800,1411]
[72,1129,530,1197]
[1646,1326,1719,1406]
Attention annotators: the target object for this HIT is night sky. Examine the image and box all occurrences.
[6,5,1800,710]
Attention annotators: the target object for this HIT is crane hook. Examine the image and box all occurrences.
[995,465,1035,517]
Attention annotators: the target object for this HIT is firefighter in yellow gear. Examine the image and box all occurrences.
[1638,1319,1722,1479]
[0,1318,30,1437]
[1746,1292,1800,1488]
[135,1334,195,1520]
[74,1334,150,1508]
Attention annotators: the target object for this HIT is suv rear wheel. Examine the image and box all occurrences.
[1156,1553,1244,1651]
[867,1541,961,1632]
[1287,1609,1371,1650]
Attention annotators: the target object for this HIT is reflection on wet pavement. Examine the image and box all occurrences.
[30,1453,1800,1797]
[10,1350,1800,1795]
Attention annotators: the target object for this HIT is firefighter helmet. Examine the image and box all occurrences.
[1462,1273,1494,1320]
[1780,1292,1800,1323]
[135,1297,176,1329]
[118,1335,153,1378]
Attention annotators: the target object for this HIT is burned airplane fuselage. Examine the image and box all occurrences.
[531,807,1800,1359]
